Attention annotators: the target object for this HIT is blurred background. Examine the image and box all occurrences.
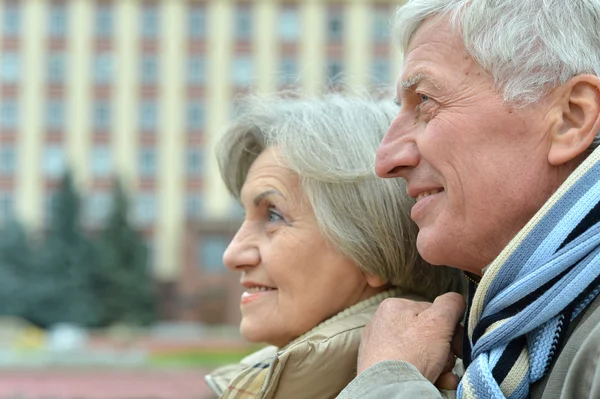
[0,0,403,397]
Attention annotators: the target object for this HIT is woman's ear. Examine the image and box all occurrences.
[548,75,600,166]
[365,273,387,288]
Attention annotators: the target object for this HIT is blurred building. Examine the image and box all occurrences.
[0,0,404,325]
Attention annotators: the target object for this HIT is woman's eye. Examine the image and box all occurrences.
[267,208,285,223]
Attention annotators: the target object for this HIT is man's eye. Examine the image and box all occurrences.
[267,208,285,223]
[418,93,431,103]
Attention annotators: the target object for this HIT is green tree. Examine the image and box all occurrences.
[0,220,35,318]
[94,179,156,326]
[29,171,101,327]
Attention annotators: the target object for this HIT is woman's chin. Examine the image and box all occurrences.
[240,322,290,347]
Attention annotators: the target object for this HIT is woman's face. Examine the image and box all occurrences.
[223,148,384,347]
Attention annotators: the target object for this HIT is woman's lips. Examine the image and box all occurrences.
[241,288,277,305]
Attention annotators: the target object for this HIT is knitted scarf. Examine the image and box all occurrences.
[458,146,600,399]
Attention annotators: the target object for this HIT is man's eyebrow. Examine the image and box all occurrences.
[400,73,427,94]
[253,189,285,206]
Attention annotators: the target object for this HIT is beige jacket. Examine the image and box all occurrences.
[205,289,425,399]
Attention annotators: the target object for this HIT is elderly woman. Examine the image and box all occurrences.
[204,94,465,399]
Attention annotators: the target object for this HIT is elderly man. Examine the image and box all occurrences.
[338,1,600,399]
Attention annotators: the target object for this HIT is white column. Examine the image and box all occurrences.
[68,0,93,188]
[300,0,325,94]
[345,0,369,89]
[204,0,234,218]
[155,0,185,280]
[114,0,138,189]
[17,0,46,229]
[255,0,277,94]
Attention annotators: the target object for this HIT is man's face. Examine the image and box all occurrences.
[376,16,564,274]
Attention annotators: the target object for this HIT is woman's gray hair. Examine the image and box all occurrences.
[217,93,464,300]
[393,0,600,151]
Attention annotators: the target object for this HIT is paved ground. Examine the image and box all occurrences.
[0,369,217,399]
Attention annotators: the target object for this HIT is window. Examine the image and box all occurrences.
[0,146,16,176]
[327,7,343,42]
[48,53,66,84]
[3,2,20,37]
[279,56,298,86]
[140,100,158,132]
[232,55,254,86]
[279,5,299,43]
[1,53,20,83]
[187,148,203,176]
[189,4,206,38]
[235,4,252,40]
[134,193,155,225]
[185,194,203,218]
[187,101,204,131]
[48,3,68,38]
[95,3,113,38]
[372,7,390,43]
[326,58,344,84]
[188,55,205,85]
[43,145,66,178]
[0,99,18,130]
[0,193,14,223]
[47,99,65,130]
[141,3,158,39]
[200,235,229,273]
[139,147,156,177]
[372,57,389,85]
[85,192,111,224]
[93,100,111,131]
[141,54,158,85]
[91,146,112,177]
[94,53,113,85]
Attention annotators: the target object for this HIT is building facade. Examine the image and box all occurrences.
[0,0,404,324]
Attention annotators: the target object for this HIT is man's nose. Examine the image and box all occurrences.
[375,116,420,179]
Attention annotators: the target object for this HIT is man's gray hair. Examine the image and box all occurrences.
[393,0,600,151]
[217,93,465,301]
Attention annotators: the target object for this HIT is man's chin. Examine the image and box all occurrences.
[416,232,451,266]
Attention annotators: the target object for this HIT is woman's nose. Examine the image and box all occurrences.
[222,223,261,271]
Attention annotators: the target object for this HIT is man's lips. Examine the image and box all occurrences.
[415,188,445,202]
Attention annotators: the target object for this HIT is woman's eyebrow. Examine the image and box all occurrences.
[253,189,285,206]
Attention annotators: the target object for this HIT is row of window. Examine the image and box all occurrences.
[0,52,206,86]
[84,190,205,226]
[0,52,389,91]
[0,189,204,229]
[2,2,390,44]
[0,98,206,132]
[1,2,206,40]
[0,145,204,179]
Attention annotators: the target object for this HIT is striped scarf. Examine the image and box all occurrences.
[458,146,600,399]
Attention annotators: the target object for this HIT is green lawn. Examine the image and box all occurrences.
[150,348,259,368]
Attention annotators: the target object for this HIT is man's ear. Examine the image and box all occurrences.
[548,74,600,166]
[365,273,387,288]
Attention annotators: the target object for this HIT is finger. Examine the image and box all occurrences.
[430,292,466,325]
[442,350,456,374]
[452,323,464,357]
[435,371,459,390]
